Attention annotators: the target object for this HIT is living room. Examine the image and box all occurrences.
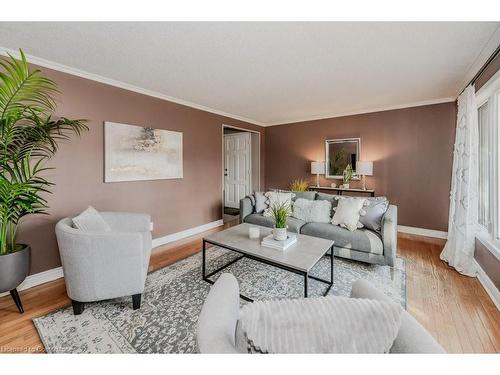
[0,1,499,372]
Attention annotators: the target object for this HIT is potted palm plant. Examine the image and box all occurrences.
[0,50,87,313]
[271,201,290,241]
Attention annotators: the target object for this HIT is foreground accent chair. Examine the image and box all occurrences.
[197,274,445,353]
[55,212,152,315]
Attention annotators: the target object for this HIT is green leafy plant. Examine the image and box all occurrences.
[0,50,88,255]
[271,201,289,229]
[343,164,353,184]
[290,178,309,192]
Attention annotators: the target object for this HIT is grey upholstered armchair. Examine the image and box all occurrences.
[55,212,152,315]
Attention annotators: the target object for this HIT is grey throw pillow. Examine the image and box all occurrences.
[72,206,111,232]
[359,197,389,232]
[254,192,268,214]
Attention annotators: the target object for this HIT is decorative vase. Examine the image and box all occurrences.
[343,183,350,189]
[0,245,31,313]
[273,227,287,241]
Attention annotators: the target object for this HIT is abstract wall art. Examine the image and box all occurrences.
[104,122,183,182]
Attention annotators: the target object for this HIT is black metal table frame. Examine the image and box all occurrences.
[202,239,334,302]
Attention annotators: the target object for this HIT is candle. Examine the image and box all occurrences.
[249,227,260,239]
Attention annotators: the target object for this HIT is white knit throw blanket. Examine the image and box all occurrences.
[240,296,402,353]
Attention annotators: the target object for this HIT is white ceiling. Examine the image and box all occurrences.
[0,22,499,125]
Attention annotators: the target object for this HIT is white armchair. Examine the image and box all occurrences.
[55,212,152,315]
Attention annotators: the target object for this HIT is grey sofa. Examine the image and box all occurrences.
[240,191,397,266]
[197,273,445,353]
[55,212,152,315]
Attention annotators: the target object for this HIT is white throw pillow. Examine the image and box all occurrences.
[72,206,111,232]
[292,198,332,223]
[263,191,294,217]
[331,197,367,231]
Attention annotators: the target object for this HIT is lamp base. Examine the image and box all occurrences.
[361,175,367,190]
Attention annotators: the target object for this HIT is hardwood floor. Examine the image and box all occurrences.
[1,225,498,353]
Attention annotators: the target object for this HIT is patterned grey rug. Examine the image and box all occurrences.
[33,247,406,353]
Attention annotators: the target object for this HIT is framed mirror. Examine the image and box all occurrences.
[325,138,360,179]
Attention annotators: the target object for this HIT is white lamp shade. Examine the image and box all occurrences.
[356,161,373,176]
[311,161,325,174]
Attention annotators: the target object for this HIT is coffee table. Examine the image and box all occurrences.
[202,223,334,302]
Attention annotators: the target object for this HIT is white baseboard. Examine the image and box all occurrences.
[398,225,448,239]
[152,219,224,249]
[0,220,225,299]
[473,259,500,311]
[0,266,64,298]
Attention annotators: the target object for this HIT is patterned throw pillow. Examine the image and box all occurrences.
[254,192,268,214]
[292,198,332,223]
[263,191,295,217]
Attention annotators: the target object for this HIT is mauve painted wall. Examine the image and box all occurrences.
[265,102,457,232]
[17,65,265,275]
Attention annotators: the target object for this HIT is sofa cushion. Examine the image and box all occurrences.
[291,191,317,201]
[331,197,367,231]
[300,223,383,255]
[244,214,307,233]
[359,196,389,232]
[263,191,294,217]
[292,198,331,223]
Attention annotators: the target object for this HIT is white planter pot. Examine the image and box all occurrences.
[273,227,287,241]
[343,183,350,189]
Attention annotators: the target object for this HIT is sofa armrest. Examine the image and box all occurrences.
[99,212,151,232]
[350,279,445,353]
[239,197,254,223]
[197,273,240,353]
[381,205,397,267]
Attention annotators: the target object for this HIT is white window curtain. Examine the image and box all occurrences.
[440,85,479,277]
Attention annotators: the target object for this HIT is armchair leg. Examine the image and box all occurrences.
[72,300,85,315]
[132,294,141,310]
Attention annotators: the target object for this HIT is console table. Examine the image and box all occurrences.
[309,185,375,197]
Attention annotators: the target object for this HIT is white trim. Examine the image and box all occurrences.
[473,259,500,311]
[151,219,224,249]
[0,220,224,298]
[266,98,456,126]
[397,225,448,240]
[0,266,64,298]
[0,46,265,127]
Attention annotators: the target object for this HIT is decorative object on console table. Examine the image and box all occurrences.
[0,50,88,313]
[311,161,325,187]
[290,178,309,192]
[342,164,354,189]
[356,161,373,190]
[308,186,375,197]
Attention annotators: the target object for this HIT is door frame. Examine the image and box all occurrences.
[221,124,261,215]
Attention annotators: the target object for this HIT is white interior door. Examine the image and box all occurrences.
[224,132,251,209]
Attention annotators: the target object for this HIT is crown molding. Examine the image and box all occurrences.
[0,46,265,127]
[265,97,456,127]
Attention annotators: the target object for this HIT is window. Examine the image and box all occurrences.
[476,71,500,255]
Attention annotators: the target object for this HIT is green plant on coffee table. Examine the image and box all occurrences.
[271,201,289,229]
[0,50,88,255]
[290,178,309,192]
[343,164,353,185]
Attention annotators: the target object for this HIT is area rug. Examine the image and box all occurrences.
[33,247,406,353]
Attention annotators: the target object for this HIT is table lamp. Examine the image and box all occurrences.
[310,161,325,187]
[356,161,373,190]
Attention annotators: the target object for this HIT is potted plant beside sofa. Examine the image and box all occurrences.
[0,50,87,313]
